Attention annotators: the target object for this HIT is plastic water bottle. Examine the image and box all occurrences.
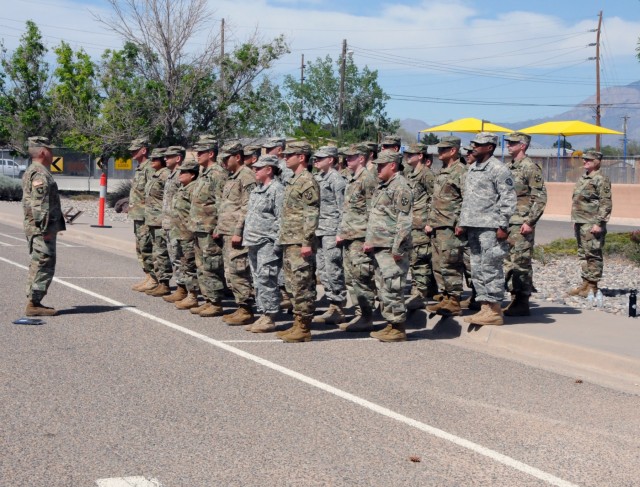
[595,289,604,308]
[586,289,595,306]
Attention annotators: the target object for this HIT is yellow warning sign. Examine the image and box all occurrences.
[50,156,64,172]
[115,157,133,170]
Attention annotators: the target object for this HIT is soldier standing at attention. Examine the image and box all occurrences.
[364,151,413,342]
[364,140,379,173]
[568,151,612,297]
[425,136,467,316]
[403,143,436,311]
[312,146,347,325]
[275,141,320,343]
[144,148,172,297]
[242,145,262,168]
[161,146,188,303]
[214,141,257,326]
[337,144,378,332]
[243,155,285,333]
[502,132,547,316]
[460,133,516,326]
[189,136,227,317]
[22,136,66,316]
[380,135,401,153]
[128,137,156,292]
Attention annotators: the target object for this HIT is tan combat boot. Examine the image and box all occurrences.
[567,279,589,297]
[427,295,449,313]
[276,321,296,338]
[464,302,489,323]
[223,305,254,326]
[190,301,210,314]
[131,274,151,291]
[469,302,503,326]
[339,307,374,332]
[438,295,461,316]
[246,313,276,333]
[163,285,187,303]
[281,315,312,343]
[578,280,598,298]
[373,323,407,342]
[25,300,57,317]
[139,276,159,292]
[370,323,393,340]
[503,293,530,316]
[199,302,223,317]
[146,281,171,296]
[312,303,345,325]
[175,291,199,310]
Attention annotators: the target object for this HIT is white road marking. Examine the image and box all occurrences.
[96,477,162,487]
[0,233,82,247]
[0,232,24,241]
[0,255,579,487]
[0,240,16,246]
[220,337,374,343]
[56,276,139,279]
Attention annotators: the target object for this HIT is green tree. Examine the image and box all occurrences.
[552,139,573,150]
[421,133,440,145]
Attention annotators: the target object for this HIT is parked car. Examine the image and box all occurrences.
[0,159,27,178]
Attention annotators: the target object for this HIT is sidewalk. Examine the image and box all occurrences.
[1,201,638,392]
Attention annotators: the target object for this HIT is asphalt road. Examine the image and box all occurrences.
[1,222,639,487]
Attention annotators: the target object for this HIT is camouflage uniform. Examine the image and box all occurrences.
[459,148,516,304]
[170,165,199,293]
[365,153,413,326]
[571,154,612,283]
[22,139,66,303]
[128,138,155,276]
[162,146,186,286]
[216,143,257,307]
[145,152,172,284]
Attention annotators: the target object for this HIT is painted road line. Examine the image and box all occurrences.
[56,277,140,279]
[0,255,580,487]
[0,232,24,241]
[0,240,16,246]
[0,233,82,248]
[96,477,162,487]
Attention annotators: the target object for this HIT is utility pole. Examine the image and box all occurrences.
[220,18,225,91]
[622,115,629,160]
[300,54,305,126]
[595,10,602,151]
[338,39,347,142]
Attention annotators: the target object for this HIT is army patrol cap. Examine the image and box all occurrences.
[337,146,350,155]
[150,148,166,159]
[194,135,218,152]
[164,145,186,156]
[314,146,338,158]
[282,140,312,155]
[28,136,56,149]
[262,137,286,149]
[252,155,280,169]
[403,143,428,154]
[462,144,473,153]
[381,135,401,147]
[504,132,531,144]
[471,132,498,146]
[437,136,461,149]
[179,159,200,173]
[219,141,244,159]
[582,150,603,161]
[243,145,262,156]
[373,150,402,165]
[342,143,370,157]
[128,137,149,151]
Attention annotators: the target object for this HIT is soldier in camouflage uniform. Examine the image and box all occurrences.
[22,136,66,316]
[568,150,612,297]
[460,133,516,326]
[161,146,188,303]
[364,151,413,342]
[189,135,228,317]
[403,143,436,311]
[214,141,257,326]
[275,141,320,343]
[243,145,261,167]
[364,141,379,173]
[143,148,172,296]
[336,144,378,332]
[171,159,201,310]
[243,155,285,333]
[128,137,156,292]
[503,132,547,316]
[312,146,347,325]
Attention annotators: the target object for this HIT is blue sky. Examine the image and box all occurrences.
[3,0,640,130]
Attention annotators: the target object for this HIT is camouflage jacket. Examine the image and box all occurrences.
[170,180,196,241]
[506,156,547,226]
[571,169,612,225]
[243,179,285,246]
[211,163,229,202]
[365,173,413,255]
[22,161,66,237]
[216,166,256,236]
[427,159,466,229]
[278,159,294,184]
[315,168,346,236]
[279,169,320,246]
[189,164,225,233]
[162,168,182,230]
[337,166,377,240]
[459,156,516,229]
[128,159,154,221]
[144,167,170,227]
[406,163,435,245]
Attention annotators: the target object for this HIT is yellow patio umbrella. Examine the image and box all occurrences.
[421,117,514,133]
[517,120,623,136]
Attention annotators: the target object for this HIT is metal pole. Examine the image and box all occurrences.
[338,39,347,142]
[595,10,602,151]
[300,53,305,126]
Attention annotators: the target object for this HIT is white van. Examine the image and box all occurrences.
[0,159,27,178]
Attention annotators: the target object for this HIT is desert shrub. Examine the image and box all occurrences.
[535,231,640,265]
[107,180,131,208]
[0,175,22,201]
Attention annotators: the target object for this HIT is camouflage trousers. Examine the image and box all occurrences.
[467,228,508,303]
[194,232,225,303]
[343,239,376,314]
[431,227,465,298]
[409,233,437,297]
[222,235,253,306]
[149,226,172,283]
[575,223,606,282]
[373,248,409,325]
[133,220,154,276]
[248,241,282,314]
[26,233,57,301]
[282,244,317,320]
[175,237,198,292]
[166,229,184,286]
[316,235,347,305]
[504,224,535,295]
